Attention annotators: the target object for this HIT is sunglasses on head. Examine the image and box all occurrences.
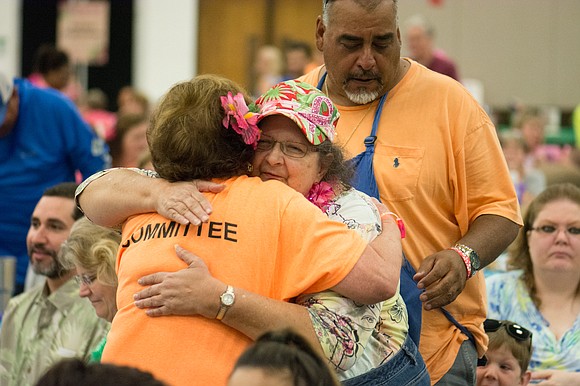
[484,319,532,341]
[477,319,532,367]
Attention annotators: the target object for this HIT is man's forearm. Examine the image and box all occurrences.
[456,214,520,268]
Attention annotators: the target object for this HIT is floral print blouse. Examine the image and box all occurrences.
[296,188,409,380]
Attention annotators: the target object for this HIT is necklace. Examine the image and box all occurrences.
[324,79,374,146]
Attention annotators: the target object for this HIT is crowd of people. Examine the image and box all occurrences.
[0,0,579,385]
[27,43,153,167]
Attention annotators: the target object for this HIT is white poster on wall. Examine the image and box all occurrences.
[57,1,110,65]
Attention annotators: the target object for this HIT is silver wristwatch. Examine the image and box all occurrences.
[216,285,235,320]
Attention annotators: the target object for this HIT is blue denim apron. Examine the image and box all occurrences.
[317,74,423,348]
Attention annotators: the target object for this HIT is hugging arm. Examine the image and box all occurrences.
[331,204,402,304]
[134,245,322,352]
[76,168,223,227]
[135,196,402,369]
[79,168,402,303]
[135,245,383,368]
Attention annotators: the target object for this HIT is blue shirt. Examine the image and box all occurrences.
[0,78,110,288]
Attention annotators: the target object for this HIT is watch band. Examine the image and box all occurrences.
[215,304,228,321]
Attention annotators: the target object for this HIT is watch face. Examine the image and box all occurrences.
[222,293,235,306]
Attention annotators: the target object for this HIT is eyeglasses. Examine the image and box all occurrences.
[477,319,533,367]
[256,136,318,159]
[74,273,97,286]
[529,225,580,237]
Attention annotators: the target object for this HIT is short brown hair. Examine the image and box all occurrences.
[317,140,354,191]
[232,328,341,386]
[108,113,149,167]
[148,75,255,182]
[34,358,167,386]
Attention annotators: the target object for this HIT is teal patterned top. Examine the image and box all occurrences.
[486,270,580,372]
[89,336,107,363]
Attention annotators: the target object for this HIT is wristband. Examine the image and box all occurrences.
[453,243,481,277]
[450,246,472,278]
[381,211,406,239]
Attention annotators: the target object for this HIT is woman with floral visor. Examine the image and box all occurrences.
[76,80,429,385]
[486,183,580,386]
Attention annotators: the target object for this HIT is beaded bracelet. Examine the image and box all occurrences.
[380,211,406,239]
[450,246,472,278]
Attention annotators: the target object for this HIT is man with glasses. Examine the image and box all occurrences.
[0,182,108,386]
[476,319,532,386]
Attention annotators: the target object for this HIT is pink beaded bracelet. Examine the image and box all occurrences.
[450,246,472,278]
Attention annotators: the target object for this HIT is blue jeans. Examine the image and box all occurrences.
[434,340,477,386]
[342,335,431,386]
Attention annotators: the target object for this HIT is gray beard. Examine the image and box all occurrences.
[345,89,380,105]
[30,255,68,279]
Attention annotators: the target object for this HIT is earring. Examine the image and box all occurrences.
[247,163,253,173]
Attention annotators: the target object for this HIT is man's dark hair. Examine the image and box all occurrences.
[285,40,313,59]
[43,182,83,220]
[232,328,340,386]
[33,44,70,75]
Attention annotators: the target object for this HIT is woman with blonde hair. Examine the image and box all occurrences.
[60,217,121,362]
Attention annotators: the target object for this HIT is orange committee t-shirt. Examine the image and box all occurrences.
[102,175,367,386]
[301,61,521,384]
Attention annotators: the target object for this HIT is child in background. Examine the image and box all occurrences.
[477,319,532,386]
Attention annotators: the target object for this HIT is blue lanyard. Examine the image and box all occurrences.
[317,72,388,140]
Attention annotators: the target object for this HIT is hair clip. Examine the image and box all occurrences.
[220,92,261,149]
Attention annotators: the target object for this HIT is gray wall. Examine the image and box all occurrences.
[399,0,580,110]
